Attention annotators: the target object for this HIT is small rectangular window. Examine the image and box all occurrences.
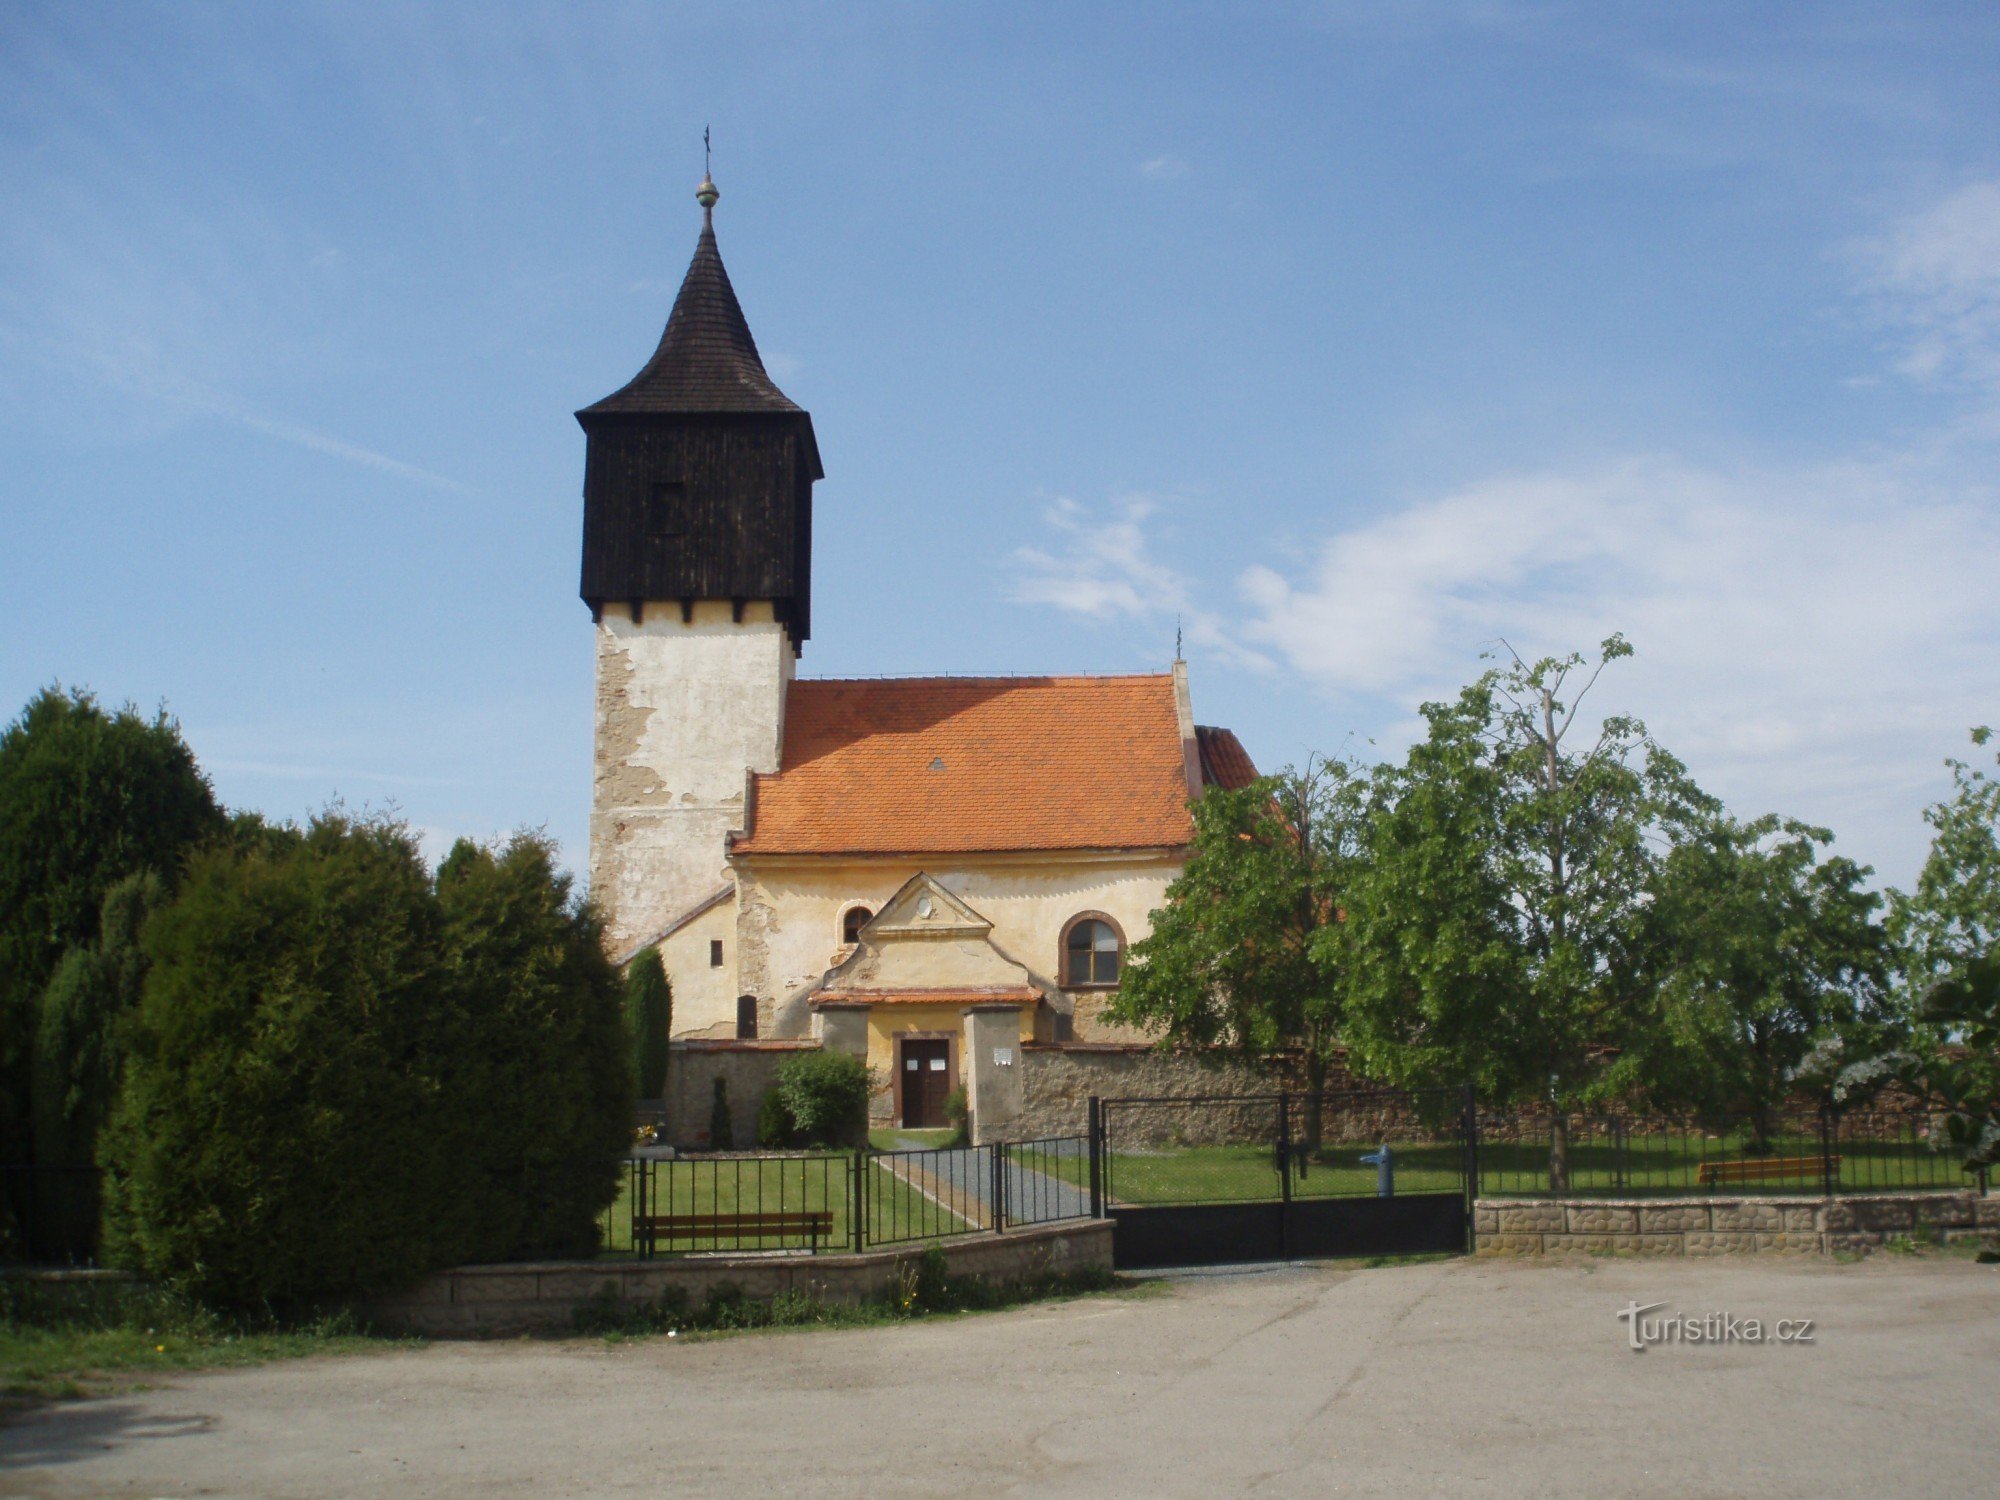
[647,480,687,537]
[709,939,724,968]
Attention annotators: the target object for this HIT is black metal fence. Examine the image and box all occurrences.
[599,1136,1095,1259]
[1095,1088,1475,1208]
[1473,1106,1989,1198]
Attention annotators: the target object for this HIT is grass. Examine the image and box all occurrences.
[0,1280,408,1404]
[869,1128,958,1152]
[1021,1131,1979,1205]
[597,1154,971,1256]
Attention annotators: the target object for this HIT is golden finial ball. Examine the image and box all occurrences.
[695,175,720,209]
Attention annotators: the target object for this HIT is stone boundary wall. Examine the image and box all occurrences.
[1011,1044,1405,1142]
[362,1219,1111,1336]
[660,1038,820,1148]
[1475,1192,1999,1258]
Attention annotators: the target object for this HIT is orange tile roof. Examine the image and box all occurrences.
[734,675,1200,856]
[810,987,1040,1007]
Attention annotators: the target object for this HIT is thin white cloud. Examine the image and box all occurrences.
[1858,179,2000,391]
[1009,496,1274,671]
[1234,453,2000,877]
[1138,154,1189,181]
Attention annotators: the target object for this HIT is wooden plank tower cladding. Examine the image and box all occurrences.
[576,176,823,644]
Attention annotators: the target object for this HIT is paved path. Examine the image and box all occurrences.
[876,1141,1089,1229]
[4,1256,1996,1497]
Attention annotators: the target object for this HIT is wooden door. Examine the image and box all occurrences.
[901,1040,951,1127]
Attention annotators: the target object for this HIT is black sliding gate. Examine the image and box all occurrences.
[1089,1087,1474,1270]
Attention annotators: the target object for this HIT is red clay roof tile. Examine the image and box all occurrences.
[734,675,1206,856]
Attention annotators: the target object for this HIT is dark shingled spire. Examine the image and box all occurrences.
[581,185,800,415]
[575,170,821,642]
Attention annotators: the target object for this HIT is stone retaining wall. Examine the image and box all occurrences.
[1475,1192,1999,1257]
[361,1219,1111,1336]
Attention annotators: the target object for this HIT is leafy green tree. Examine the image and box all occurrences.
[102,817,447,1311]
[0,688,223,1156]
[1802,954,2000,1175]
[1637,815,1891,1142]
[1891,727,2000,998]
[1111,758,1368,1144]
[623,947,672,1101]
[1331,638,1712,1188]
[433,834,630,1261]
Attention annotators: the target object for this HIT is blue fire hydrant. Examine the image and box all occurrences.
[1359,1145,1394,1198]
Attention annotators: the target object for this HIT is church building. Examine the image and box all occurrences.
[577,173,1258,1142]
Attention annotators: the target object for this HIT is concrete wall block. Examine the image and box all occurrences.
[1781,1205,1818,1234]
[1474,1234,1544,1255]
[1974,1196,2000,1228]
[1473,1206,1499,1235]
[1565,1206,1638,1235]
[1493,1203,1567,1234]
[1685,1231,1763,1255]
[1707,1202,1787,1234]
[1910,1193,1976,1228]
[1636,1204,1710,1234]
[1821,1198,1915,1233]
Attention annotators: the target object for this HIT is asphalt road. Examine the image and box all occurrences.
[3,1255,1995,1498]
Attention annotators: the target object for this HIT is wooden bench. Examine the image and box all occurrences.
[637,1211,836,1252]
[1695,1155,1837,1188]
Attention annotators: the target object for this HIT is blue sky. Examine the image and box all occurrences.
[4,2,1998,890]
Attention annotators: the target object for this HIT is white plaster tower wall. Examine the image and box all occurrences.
[590,598,791,961]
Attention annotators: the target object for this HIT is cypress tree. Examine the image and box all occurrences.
[624,947,672,1101]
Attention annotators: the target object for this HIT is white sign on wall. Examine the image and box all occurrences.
[993,1047,1014,1067]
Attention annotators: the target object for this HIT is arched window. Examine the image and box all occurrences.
[841,906,874,946]
[1062,915,1124,988]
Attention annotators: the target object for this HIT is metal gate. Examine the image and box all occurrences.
[1089,1087,1474,1270]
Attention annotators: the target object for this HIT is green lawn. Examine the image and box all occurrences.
[599,1155,970,1255]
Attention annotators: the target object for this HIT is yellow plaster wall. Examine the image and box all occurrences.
[656,895,742,1038]
[737,854,1179,1040]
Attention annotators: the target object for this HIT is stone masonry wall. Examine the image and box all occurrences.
[1011,1044,1400,1144]
[1475,1192,1999,1257]
[361,1220,1111,1336]
[662,1039,819,1149]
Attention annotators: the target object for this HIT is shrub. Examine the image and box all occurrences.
[757,1084,795,1149]
[623,948,671,1101]
[431,835,630,1262]
[942,1084,970,1147]
[709,1076,733,1150]
[767,1051,873,1149]
[101,818,630,1313]
[0,687,223,1159]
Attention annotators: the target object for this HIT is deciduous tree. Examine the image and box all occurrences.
[1111,758,1368,1145]
[1330,638,1712,1188]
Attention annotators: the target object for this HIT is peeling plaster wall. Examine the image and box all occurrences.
[589,599,790,964]
[734,854,1179,1040]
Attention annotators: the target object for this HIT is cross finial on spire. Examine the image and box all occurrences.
[695,126,719,221]
[1175,615,1184,662]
